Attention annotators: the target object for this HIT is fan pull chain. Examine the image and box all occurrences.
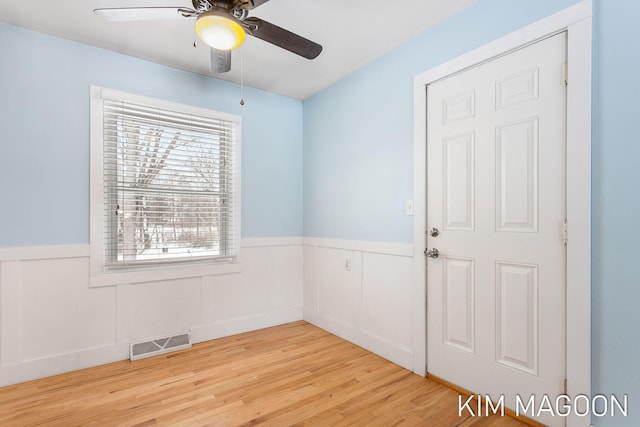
[240,45,245,106]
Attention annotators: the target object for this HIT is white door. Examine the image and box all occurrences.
[426,33,566,426]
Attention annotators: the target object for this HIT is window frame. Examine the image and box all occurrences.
[89,86,242,287]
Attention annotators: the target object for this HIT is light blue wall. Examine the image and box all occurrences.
[2,1,640,425]
[0,23,303,246]
[304,0,640,425]
[591,1,640,426]
[303,0,581,242]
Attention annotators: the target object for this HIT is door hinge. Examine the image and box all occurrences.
[563,62,568,86]
[563,220,568,245]
[564,378,568,395]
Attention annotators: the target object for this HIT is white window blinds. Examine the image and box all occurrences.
[100,96,238,269]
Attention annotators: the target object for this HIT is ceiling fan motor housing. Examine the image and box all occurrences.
[195,7,247,50]
[232,8,249,20]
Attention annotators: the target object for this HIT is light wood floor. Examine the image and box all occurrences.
[0,321,527,426]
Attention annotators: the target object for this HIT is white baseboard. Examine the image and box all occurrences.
[0,309,304,388]
[191,307,303,343]
[304,308,414,371]
[0,343,129,387]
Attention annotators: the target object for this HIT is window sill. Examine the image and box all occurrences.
[89,261,241,287]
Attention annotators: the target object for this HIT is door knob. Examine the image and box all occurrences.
[429,228,439,237]
[425,248,439,259]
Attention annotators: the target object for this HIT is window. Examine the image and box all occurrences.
[90,87,241,283]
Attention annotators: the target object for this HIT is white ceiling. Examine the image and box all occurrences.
[0,0,476,100]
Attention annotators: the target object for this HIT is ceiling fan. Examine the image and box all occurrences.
[94,0,323,73]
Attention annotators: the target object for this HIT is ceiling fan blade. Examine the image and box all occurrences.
[210,48,231,73]
[243,17,322,60]
[236,0,271,11]
[94,7,193,22]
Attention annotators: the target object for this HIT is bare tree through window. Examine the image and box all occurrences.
[102,99,236,268]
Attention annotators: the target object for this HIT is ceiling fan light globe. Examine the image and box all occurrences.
[195,15,246,50]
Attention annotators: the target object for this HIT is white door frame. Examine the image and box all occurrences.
[411,2,592,426]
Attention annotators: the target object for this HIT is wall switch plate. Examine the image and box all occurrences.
[405,199,414,216]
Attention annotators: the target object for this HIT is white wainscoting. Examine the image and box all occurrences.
[303,238,416,371]
[0,237,418,387]
[0,238,303,387]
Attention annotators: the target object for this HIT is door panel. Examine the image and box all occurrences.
[443,133,475,231]
[495,118,539,232]
[426,32,566,427]
[495,261,538,375]
[442,256,475,353]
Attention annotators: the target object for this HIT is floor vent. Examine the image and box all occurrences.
[130,331,191,361]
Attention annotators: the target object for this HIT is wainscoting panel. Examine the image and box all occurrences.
[0,237,417,386]
[20,257,117,361]
[361,252,413,353]
[303,245,316,312]
[266,245,304,314]
[303,238,415,370]
[315,246,361,329]
[202,247,268,324]
[117,277,202,343]
[0,238,304,387]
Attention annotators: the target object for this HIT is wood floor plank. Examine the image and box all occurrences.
[0,321,529,426]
